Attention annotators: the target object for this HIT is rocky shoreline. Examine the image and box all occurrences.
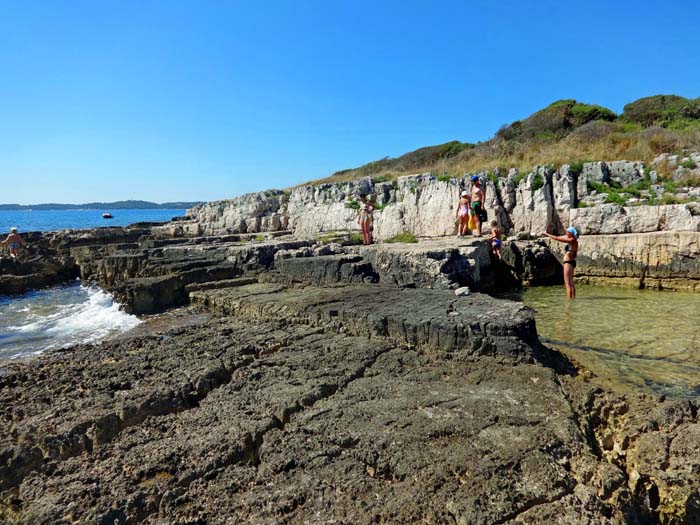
[3,153,700,524]
[0,217,699,524]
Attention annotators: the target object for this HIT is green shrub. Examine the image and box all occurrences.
[512,171,526,186]
[348,233,364,245]
[372,175,389,184]
[606,193,627,206]
[661,194,680,205]
[663,180,679,193]
[569,103,617,126]
[587,181,607,194]
[385,231,418,243]
[569,161,586,177]
[254,234,265,242]
[681,159,698,169]
[531,173,545,191]
[487,171,499,185]
[436,173,452,182]
[345,200,360,210]
[576,201,589,208]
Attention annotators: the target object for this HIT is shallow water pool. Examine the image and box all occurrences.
[501,284,700,398]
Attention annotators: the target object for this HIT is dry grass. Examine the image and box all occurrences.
[305,128,700,186]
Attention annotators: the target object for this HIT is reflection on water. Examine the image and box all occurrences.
[502,285,700,399]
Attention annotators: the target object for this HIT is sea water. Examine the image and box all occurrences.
[0,208,186,233]
[505,284,700,399]
[0,281,141,360]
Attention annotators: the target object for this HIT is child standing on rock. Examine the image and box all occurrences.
[455,190,470,237]
[489,220,502,259]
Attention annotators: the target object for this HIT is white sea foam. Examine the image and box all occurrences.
[0,282,141,359]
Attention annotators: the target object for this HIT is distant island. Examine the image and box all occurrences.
[0,200,203,211]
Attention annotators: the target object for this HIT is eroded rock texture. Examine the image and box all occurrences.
[2,281,699,524]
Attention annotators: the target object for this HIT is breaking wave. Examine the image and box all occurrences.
[0,281,141,359]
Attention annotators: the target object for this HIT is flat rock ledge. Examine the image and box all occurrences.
[2,282,700,524]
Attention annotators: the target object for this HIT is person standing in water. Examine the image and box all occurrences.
[469,175,485,237]
[2,228,26,259]
[455,190,470,237]
[544,226,579,299]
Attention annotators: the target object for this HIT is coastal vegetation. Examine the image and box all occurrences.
[311,95,700,184]
[385,231,418,243]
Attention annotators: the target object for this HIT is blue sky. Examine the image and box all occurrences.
[1,0,699,204]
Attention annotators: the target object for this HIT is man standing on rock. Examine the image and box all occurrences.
[2,227,26,259]
[470,175,486,237]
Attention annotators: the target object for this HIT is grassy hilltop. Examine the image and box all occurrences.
[314,95,700,184]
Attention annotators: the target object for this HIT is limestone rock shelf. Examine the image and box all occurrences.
[3,280,699,523]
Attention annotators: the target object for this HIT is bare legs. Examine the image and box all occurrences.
[563,262,576,299]
[458,217,469,236]
[360,221,373,245]
[472,215,481,237]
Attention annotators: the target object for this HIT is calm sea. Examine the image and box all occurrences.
[0,208,187,233]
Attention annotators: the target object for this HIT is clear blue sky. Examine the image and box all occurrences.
[1,0,698,204]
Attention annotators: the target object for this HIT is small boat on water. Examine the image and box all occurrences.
[102,213,113,219]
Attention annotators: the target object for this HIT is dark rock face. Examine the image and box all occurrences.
[502,240,564,286]
[0,255,78,295]
[2,282,697,523]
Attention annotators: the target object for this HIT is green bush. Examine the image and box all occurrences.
[345,200,360,210]
[569,103,617,126]
[385,231,418,243]
[372,175,389,184]
[606,193,627,205]
[348,233,364,245]
[680,159,698,169]
[661,194,680,205]
[568,161,586,177]
[587,181,607,194]
[576,201,589,208]
[436,173,452,182]
[663,180,679,193]
[513,171,527,186]
[532,173,545,191]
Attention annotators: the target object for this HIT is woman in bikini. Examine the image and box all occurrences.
[357,194,374,245]
[544,226,579,299]
[455,190,470,237]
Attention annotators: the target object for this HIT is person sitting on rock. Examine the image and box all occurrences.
[543,226,579,299]
[2,227,26,259]
[357,194,375,245]
[470,175,485,237]
[455,190,471,237]
[489,220,502,260]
